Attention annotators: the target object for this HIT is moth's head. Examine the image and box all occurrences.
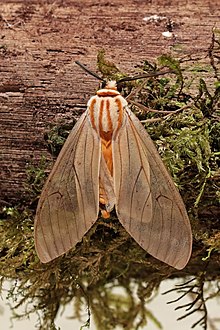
[100,80,117,90]
[97,80,121,97]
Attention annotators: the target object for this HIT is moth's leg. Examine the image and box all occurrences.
[99,180,110,218]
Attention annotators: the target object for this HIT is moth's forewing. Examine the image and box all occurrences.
[113,109,192,269]
[34,112,101,263]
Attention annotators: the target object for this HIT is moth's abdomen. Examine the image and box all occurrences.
[88,91,127,140]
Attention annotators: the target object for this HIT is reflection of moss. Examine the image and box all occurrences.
[0,33,220,330]
[163,273,216,329]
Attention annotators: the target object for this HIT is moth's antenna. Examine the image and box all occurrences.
[117,70,174,83]
[75,61,104,81]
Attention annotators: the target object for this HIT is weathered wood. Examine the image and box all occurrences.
[0,0,219,204]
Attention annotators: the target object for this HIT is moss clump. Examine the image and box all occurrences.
[0,32,220,329]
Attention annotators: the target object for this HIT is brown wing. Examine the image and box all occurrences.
[113,108,192,269]
[34,112,101,263]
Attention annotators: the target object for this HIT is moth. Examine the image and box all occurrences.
[34,62,192,269]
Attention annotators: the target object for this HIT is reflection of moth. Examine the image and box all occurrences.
[34,64,192,269]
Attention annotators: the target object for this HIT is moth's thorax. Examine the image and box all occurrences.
[88,85,127,139]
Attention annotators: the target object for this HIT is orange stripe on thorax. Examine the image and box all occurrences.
[97,90,119,96]
[106,99,113,132]
[89,98,97,131]
[99,99,104,135]
[114,97,123,138]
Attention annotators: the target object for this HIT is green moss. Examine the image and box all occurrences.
[44,119,76,156]
[97,49,126,81]
[25,156,49,199]
[1,34,220,329]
